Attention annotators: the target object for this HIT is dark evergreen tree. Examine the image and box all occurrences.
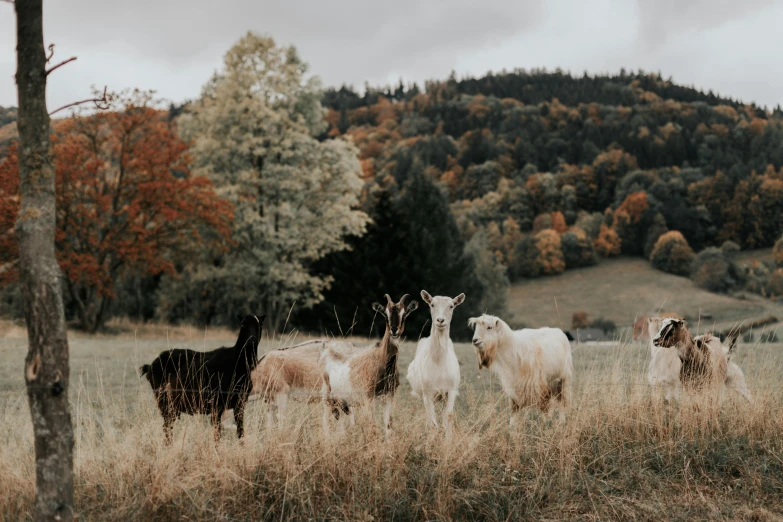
[297,164,485,341]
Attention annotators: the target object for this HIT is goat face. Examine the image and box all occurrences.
[652,318,685,349]
[372,294,418,339]
[468,315,501,369]
[237,314,265,367]
[647,316,663,341]
[421,290,465,330]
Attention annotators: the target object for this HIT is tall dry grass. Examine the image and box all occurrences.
[1,335,783,521]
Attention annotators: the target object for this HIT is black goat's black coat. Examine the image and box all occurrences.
[140,314,264,443]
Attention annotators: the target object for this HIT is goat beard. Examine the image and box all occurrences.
[474,340,496,369]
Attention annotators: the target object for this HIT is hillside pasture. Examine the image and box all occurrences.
[1,326,782,520]
[507,257,778,334]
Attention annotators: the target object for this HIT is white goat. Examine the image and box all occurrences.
[692,331,753,404]
[469,314,573,426]
[406,290,465,437]
[646,316,681,403]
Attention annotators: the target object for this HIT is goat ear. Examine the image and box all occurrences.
[258,314,266,325]
[452,293,465,306]
[372,302,385,314]
[420,290,432,304]
[405,300,418,314]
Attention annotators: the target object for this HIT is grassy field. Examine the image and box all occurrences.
[506,256,782,334]
[1,324,782,521]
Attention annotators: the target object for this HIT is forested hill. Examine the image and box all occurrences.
[3,66,783,337]
[325,69,773,113]
[0,106,17,127]
[317,69,783,257]
[0,107,18,159]
[294,69,783,335]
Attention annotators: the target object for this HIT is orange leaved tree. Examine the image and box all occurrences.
[0,91,233,331]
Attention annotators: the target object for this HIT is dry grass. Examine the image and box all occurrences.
[1,329,783,521]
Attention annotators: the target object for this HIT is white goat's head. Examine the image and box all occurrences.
[372,294,419,340]
[421,290,465,331]
[468,314,503,369]
[646,316,663,341]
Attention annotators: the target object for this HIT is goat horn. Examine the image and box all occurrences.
[399,294,409,305]
[384,294,392,305]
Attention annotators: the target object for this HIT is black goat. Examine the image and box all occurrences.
[140,314,264,443]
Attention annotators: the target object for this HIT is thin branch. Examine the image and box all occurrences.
[49,86,111,116]
[0,260,18,276]
[46,56,77,76]
[46,43,54,63]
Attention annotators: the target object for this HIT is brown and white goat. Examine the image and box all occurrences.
[319,294,418,438]
[646,316,681,403]
[653,318,728,390]
[652,318,753,403]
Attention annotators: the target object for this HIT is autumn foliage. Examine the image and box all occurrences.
[650,231,695,276]
[0,92,233,331]
[534,229,565,275]
[594,224,622,257]
[571,311,589,329]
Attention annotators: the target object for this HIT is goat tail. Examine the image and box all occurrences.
[139,364,151,377]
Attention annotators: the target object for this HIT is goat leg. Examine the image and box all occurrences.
[443,391,457,439]
[163,414,174,446]
[212,407,224,443]
[383,397,393,439]
[234,405,245,440]
[423,394,439,429]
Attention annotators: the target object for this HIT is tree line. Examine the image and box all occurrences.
[312,68,783,311]
[2,32,783,338]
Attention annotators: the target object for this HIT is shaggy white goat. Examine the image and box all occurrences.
[406,290,465,437]
[468,314,573,426]
[646,316,681,403]
[692,331,753,404]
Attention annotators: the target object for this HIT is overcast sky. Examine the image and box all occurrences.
[1,0,782,112]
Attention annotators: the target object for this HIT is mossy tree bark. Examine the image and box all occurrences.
[14,0,75,520]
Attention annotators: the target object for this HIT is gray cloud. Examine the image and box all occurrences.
[38,1,544,88]
[0,0,781,111]
[635,0,775,48]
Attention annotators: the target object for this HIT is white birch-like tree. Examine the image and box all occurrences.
[179,32,369,331]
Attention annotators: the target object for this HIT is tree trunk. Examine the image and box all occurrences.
[15,1,75,520]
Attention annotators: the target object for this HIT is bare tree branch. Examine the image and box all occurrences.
[49,86,112,116]
[46,56,77,76]
[46,43,54,63]
[0,260,18,276]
